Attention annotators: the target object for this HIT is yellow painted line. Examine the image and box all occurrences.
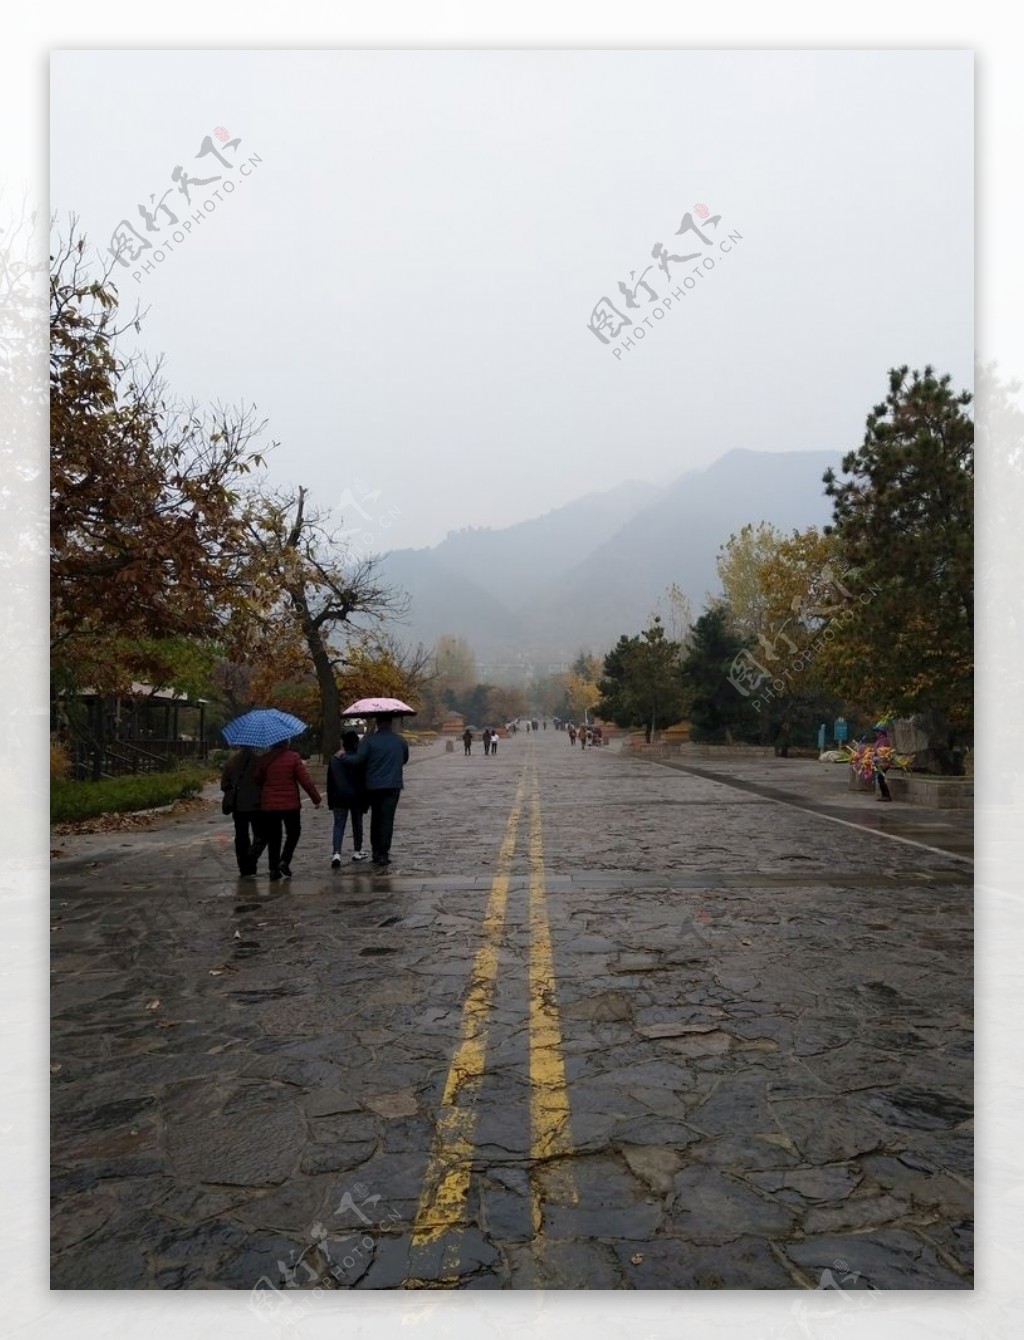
[409,767,528,1258]
[527,767,577,1232]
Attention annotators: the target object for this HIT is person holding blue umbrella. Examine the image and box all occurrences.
[252,738,323,879]
[220,746,267,878]
[222,710,322,880]
[221,710,307,879]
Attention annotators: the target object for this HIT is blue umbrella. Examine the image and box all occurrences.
[222,708,308,748]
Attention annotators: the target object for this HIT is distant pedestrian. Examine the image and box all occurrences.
[343,714,409,866]
[253,738,322,881]
[327,730,369,867]
[462,727,473,756]
[568,724,576,746]
[220,745,267,878]
[483,728,492,756]
[490,728,499,756]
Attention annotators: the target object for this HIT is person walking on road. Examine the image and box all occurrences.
[490,728,499,756]
[483,728,492,756]
[220,745,267,878]
[253,738,322,880]
[568,723,576,746]
[343,714,409,866]
[462,727,473,756]
[327,730,369,866]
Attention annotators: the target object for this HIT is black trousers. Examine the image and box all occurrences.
[232,810,267,875]
[263,809,302,871]
[367,788,401,859]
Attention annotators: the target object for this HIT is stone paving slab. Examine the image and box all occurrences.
[51,731,972,1291]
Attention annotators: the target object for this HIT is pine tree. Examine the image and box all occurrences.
[681,606,761,743]
[822,365,973,741]
[597,618,687,740]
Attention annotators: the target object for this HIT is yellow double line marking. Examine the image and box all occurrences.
[408,757,575,1279]
[526,772,577,1229]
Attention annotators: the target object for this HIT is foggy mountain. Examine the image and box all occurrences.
[381,450,842,673]
[427,479,660,610]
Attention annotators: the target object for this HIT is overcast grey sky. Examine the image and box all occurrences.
[50,49,972,550]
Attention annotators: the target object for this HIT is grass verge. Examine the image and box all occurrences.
[51,765,214,824]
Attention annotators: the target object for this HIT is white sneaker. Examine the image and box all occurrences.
[331,853,342,869]
[351,851,369,862]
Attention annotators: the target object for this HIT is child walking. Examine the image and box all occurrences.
[327,730,370,866]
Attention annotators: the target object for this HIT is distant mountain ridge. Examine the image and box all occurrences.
[381,450,842,671]
[428,479,659,612]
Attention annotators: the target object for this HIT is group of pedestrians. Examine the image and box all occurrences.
[221,714,409,880]
[461,727,502,756]
[566,723,600,748]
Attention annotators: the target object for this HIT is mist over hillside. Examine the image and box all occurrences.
[380,450,842,676]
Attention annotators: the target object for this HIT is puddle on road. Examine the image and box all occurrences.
[227,985,305,1003]
[232,941,264,959]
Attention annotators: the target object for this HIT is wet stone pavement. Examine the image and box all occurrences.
[50,732,973,1293]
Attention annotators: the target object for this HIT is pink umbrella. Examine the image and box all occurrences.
[340,696,417,717]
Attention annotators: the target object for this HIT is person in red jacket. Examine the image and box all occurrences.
[252,738,322,880]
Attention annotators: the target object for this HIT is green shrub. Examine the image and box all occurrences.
[51,765,214,824]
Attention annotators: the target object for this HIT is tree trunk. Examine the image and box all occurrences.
[305,623,340,759]
[91,695,105,781]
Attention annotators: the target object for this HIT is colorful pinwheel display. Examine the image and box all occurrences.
[843,740,911,780]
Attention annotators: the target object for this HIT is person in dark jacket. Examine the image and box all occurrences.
[327,730,369,866]
[462,727,473,756]
[342,715,409,865]
[253,739,322,880]
[221,746,266,878]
